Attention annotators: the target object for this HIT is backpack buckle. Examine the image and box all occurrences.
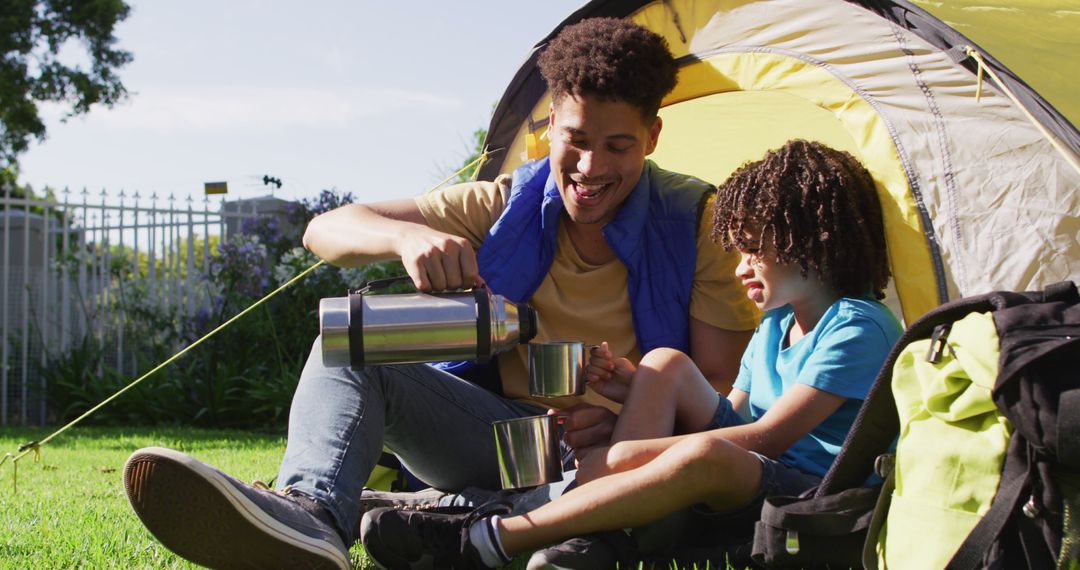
[926,324,953,363]
[874,453,896,478]
[1022,494,1040,518]
[785,530,800,554]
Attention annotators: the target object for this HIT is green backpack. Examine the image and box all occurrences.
[873,310,1012,567]
[752,281,1080,569]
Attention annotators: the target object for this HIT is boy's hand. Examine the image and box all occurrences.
[585,341,636,403]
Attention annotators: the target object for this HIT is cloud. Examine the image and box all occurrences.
[41,85,462,134]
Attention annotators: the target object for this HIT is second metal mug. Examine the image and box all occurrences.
[492,414,563,489]
[528,340,593,397]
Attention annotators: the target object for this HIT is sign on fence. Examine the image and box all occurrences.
[204,181,228,195]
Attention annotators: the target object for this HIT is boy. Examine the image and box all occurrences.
[361,140,903,569]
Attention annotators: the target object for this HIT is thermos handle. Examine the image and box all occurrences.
[354,275,490,295]
[354,275,414,294]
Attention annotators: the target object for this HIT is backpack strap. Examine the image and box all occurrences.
[861,461,896,570]
[817,294,999,494]
[947,281,1079,569]
[945,437,1030,570]
[1039,280,1080,304]
[816,283,1078,495]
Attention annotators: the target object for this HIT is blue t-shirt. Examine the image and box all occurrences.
[732,297,902,477]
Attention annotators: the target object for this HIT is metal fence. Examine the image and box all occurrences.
[1,188,277,427]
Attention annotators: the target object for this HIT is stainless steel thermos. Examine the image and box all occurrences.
[319,276,538,368]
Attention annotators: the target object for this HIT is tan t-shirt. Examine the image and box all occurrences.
[415,175,759,409]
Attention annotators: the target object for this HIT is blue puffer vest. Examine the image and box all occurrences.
[477,158,711,353]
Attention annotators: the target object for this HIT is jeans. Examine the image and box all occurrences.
[703,394,747,431]
[277,336,548,540]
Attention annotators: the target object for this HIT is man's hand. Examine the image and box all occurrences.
[397,229,484,291]
[549,403,617,456]
[302,199,485,292]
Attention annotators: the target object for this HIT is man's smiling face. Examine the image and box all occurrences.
[547,94,661,227]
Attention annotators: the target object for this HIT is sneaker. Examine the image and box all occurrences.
[526,531,639,570]
[360,487,452,514]
[123,446,350,570]
[360,502,511,569]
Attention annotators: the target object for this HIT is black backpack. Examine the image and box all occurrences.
[752,281,1080,569]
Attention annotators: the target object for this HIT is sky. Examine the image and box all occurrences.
[17,1,586,205]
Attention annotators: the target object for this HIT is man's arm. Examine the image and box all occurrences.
[689,316,753,396]
[302,199,482,291]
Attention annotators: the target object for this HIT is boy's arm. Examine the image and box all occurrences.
[704,384,845,459]
[578,385,842,481]
[713,310,895,458]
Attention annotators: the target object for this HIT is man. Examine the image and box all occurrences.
[122,16,757,569]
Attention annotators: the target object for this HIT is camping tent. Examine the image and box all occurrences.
[476,0,1080,324]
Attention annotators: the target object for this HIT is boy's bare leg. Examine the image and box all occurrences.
[496,433,763,556]
[612,348,721,443]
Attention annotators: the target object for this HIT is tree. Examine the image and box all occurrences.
[0,0,132,168]
[452,127,487,184]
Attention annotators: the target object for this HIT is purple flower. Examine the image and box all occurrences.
[207,234,271,299]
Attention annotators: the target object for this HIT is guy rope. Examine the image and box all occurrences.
[0,150,494,493]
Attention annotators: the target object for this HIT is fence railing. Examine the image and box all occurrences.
[1,188,279,427]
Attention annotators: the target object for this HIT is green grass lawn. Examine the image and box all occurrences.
[0,426,374,569]
[1,426,729,569]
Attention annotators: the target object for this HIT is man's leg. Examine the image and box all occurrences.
[124,336,543,568]
[359,432,766,568]
[278,336,544,540]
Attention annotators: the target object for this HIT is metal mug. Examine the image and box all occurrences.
[528,341,596,397]
[492,414,563,489]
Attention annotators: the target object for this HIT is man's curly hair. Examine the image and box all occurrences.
[538,17,677,120]
[712,140,891,300]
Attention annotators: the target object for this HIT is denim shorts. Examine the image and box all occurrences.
[698,398,821,522]
[691,451,821,527]
[703,394,747,430]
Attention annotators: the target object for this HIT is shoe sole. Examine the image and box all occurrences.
[358,510,412,570]
[124,447,350,570]
[358,488,449,515]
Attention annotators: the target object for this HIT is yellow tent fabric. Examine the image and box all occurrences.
[914,0,1079,128]
[483,0,1080,325]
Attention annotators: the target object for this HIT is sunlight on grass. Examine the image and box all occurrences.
[0,426,374,569]
[0,427,738,569]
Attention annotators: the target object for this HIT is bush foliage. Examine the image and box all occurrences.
[43,189,405,429]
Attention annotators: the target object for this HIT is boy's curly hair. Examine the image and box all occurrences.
[538,17,677,120]
[712,140,891,300]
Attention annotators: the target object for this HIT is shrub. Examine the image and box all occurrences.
[45,188,406,429]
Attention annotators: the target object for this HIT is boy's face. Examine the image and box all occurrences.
[547,94,661,227]
[732,232,817,312]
